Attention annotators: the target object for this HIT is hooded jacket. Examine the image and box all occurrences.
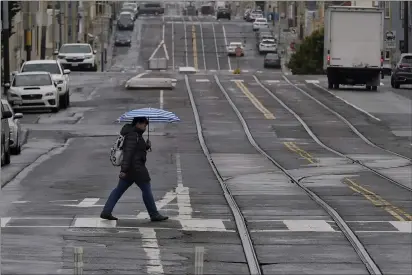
[120,124,151,183]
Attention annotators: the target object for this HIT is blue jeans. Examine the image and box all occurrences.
[102,179,159,217]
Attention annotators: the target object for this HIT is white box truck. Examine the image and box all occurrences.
[323,6,384,91]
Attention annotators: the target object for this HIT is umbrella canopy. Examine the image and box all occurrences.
[117,107,180,123]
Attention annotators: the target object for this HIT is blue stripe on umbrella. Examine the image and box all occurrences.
[117,107,180,123]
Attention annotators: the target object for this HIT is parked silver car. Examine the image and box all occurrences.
[1,99,23,154]
[1,100,12,166]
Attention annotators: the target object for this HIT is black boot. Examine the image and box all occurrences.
[150,213,168,222]
[100,212,118,220]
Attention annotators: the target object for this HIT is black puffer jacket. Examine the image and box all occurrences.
[120,124,151,183]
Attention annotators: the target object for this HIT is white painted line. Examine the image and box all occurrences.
[4,139,73,187]
[172,21,175,69]
[163,43,169,61]
[199,21,207,70]
[222,25,232,71]
[139,228,164,274]
[162,23,165,41]
[243,70,249,73]
[149,40,164,61]
[72,218,116,228]
[230,79,244,82]
[195,247,205,275]
[184,21,189,67]
[86,87,99,100]
[210,69,217,72]
[136,190,177,219]
[195,79,210,82]
[389,221,412,233]
[283,220,335,232]
[12,201,29,204]
[266,80,280,83]
[212,23,220,70]
[179,219,226,231]
[62,198,103,207]
[251,229,339,233]
[1,218,11,227]
[305,80,320,84]
[160,90,164,109]
[256,71,263,73]
[49,200,79,203]
[313,83,381,122]
[175,153,192,219]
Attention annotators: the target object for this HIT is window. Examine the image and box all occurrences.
[400,1,404,20]
[384,2,390,18]
[12,75,52,87]
[385,50,390,61]
[21,63,62,74]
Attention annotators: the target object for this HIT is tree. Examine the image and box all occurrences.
[287,28,325,75]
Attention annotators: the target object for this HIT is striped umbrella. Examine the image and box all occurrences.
[117,108,180,123]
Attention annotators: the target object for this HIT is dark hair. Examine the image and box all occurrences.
[132,117,149,125]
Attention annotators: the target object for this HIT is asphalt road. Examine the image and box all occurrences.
[1,3,412,275]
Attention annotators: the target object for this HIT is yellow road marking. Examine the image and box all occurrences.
[234,80,275,119]
[192,25,198,70]
[344,178,412,221]
[283,142,317,164]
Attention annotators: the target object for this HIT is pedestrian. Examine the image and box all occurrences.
[101,117,168,222]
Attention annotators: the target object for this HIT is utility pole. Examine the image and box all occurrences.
[403,1,409,53]
[2,0,11,93]
[24,1,33,61]
[64,1,69,44]
[51,1,56,51]
[40,1,47,59]
[71,1,77,42]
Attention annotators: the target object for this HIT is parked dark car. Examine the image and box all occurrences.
[120,7,137,20]
[391,53,412,89]
[217,8,231,20]
[138,3,164,15]
[201,5,214,15]
[117,14,134,31]
[114,33,132,46]
[1,100,12,166]
[264,53,281,69]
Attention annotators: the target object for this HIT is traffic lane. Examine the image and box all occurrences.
[223,21,266,71]
[213,23,231,71]
[186,75,367,273]
[199,23,220,70]
[217,75,340,170]
[172,20,188,68]
[139,19,164,69]
[1,79,249,273]
[194,22,207,70]
[110,20,143,72]
[164,21,174,70]
[255,74,398,156]
[307,82,412,159]
[356,233,412,275]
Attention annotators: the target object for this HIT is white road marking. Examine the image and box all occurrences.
[212,23,220,70]
[162,23,165,41]
[195,79,210,82]
[283,220,335,232]
[136,190,177,219]
[139,228,164,274]
[312,83,381,122]
[62,198,102,207]
[175,153,192,219]
[162,43,169,61]
[242,70,249,73]
[72,218,116,228]
[160,90,164,109]
[305,80,320,84]
[4,139,73,188]
[230,79,244,82]
[11,201,29,204]
[149,41,164,61]
[195,247,205,275]
[199,21,207,70]
[210,69,217,72]
[389,221,412,233]
[49,200,79,202]
[172,20,175,69]
[1,218,11,227]
[86,87,99,101]
[183,20,189,67]
[179,219,226,231]
[222,25,232,71]
[266,80,280,83]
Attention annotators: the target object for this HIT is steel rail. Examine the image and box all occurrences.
[184,75,262,275]
[214,74,383,275]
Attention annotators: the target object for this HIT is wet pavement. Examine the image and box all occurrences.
[1,3,412,275]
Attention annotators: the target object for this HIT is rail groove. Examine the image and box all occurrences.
[184,75,262,275]
[254,75,412,193]
[213,74,383,275]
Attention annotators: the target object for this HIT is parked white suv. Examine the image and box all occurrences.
[55,43,98,71]
[5,72,60,113]
[19,60,71,109]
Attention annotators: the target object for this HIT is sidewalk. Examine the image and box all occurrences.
[89,15,113,71]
